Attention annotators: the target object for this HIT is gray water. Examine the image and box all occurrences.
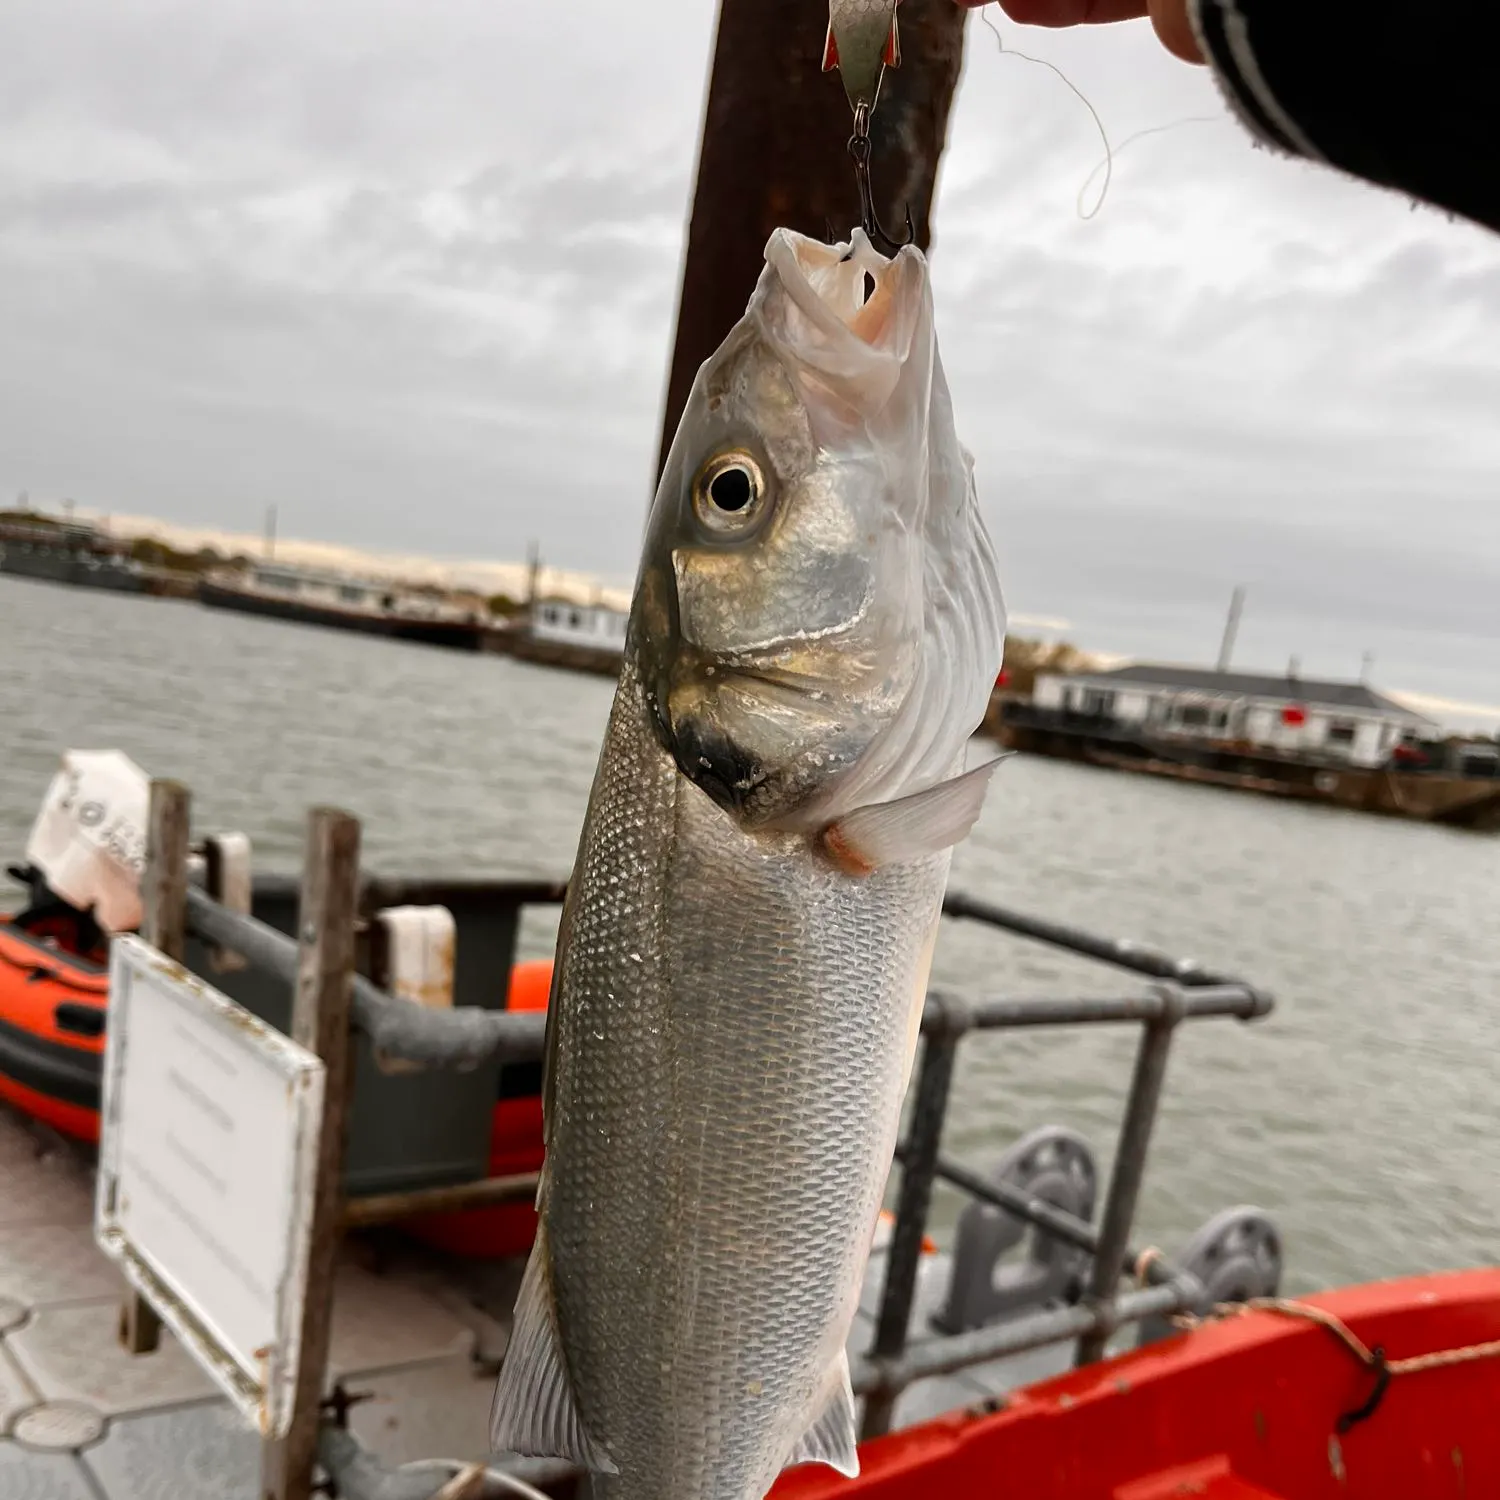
[2,573,1497,1297]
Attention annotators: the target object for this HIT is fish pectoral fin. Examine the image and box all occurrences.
[821,754,1009,875]
[487,1227,617,1474]
[783,1353,860,1479]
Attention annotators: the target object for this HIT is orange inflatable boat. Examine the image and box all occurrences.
[0,891,109,1143]
[0,871,556,1202]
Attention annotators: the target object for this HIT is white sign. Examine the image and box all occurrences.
[96,936,326,1438]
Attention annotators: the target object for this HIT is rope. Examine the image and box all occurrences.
[1186,1297,1500,1375]
[1172,1295,1500,1429]
[396,1459,552,1500]
[1131,1245,1167,1288]
[1238,1298,1500,1377]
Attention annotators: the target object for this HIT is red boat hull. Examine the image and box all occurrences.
[776,1269,1500,1500]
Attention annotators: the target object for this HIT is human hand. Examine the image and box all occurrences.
[951,0,1203,65]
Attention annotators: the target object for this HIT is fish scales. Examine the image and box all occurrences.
[491,227,1005,1500]
[549,661,945,1499]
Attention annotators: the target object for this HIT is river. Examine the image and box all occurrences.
[2,572,1496,1299]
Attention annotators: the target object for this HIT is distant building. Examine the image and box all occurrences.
[1032,663,1436,770]
[530,597,628,654]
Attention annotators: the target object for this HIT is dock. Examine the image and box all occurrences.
[0,1094,1093,1500]
[0,1098,527,1498]
[994,702,1500,829]
[480,627,622,679]
[988,663,1500,830]
[0,777,1281,1499]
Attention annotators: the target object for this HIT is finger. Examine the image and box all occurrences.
[989,1,1149,23]
[1149,0,1204,60]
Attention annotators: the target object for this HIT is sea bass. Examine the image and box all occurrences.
[489,227,1005,1500]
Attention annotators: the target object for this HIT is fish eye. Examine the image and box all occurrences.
[692,451,767,534]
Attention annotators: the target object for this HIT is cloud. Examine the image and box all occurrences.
[1,1,1496,713]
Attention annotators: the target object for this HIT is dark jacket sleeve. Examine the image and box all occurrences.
[1191,1,1500,234]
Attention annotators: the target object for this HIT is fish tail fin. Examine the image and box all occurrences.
[488,1223,617,1474]
[783,1351,860,1479]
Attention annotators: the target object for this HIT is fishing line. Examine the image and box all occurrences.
[396,1458,552,1500]
[978,5,1223,220]
[979,7,1115,217]
[1074,114,1223,216]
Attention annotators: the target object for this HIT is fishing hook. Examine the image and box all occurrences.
[847,102,914,257]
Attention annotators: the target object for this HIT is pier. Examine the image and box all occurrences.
[1,777,1278,1498]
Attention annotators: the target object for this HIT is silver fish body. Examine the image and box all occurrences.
[539,661,947,1499]
[491,228,1005,1500]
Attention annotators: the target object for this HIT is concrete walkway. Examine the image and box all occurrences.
[0,1101,513,1499]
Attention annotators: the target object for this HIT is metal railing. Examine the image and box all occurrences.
[854,967,1271,1437]
[147,793,1274,1495]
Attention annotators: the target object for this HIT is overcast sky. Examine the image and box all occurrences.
[2,2,1497,720]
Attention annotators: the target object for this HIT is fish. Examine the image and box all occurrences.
[489,225,1006,1500]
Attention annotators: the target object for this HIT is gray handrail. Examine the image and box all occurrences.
[185,887,1268,1070]
[185,886,544,1069]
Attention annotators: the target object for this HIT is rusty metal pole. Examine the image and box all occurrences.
[261,808,362,1500]
[656,0,968,479]
[118,778,191,1357]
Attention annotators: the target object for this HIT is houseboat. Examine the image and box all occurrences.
[484,595,627,678]
[0,518,146,594]
[991,662,1500,828]
[199,562,487,650]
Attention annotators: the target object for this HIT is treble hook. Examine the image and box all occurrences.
[848,102,914,257]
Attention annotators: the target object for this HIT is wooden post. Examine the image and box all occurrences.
[260,808,362,1500]
[140,780,191,963]
[204,832,252,972]
[119,778,190,1356]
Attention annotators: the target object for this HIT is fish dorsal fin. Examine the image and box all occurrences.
[784,1353,860,1478]
[821,755,1008,875]
[488,1225,617,1473]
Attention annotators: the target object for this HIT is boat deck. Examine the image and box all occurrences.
[0,1101,1065,1498]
